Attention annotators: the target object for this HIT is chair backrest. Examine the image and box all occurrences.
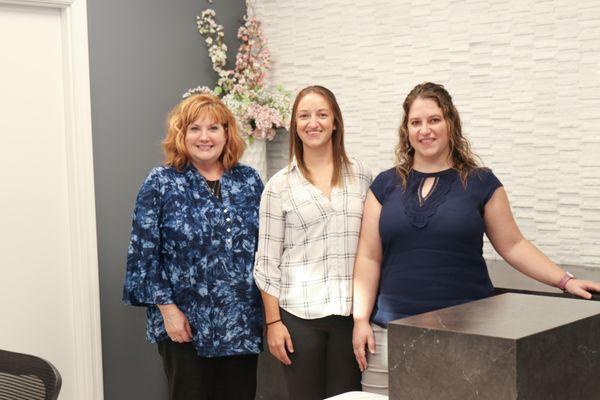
[0,349,62,400]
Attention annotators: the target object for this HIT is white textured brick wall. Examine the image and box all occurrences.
[256,0,600,268]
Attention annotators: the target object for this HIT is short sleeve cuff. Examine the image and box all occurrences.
[370,168,395,204]
[481,169,503,204]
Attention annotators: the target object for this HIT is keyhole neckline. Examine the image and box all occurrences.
[412,167,454,177]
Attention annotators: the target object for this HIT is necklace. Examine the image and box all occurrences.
[202,177,221,199]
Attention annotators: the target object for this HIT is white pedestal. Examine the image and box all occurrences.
[240,138,267,182]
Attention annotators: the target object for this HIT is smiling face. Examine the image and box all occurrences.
[184,114,227,170]
[295,93,335,152]
[407,97,451,169]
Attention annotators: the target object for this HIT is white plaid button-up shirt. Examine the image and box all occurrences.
[253,159,372,319]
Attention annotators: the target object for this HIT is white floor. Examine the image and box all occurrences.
[326,391,388,399]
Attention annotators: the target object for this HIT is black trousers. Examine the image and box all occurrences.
[280,309,361,400]
[157,340,258,400]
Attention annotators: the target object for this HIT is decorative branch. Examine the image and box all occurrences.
[187,1,291,141]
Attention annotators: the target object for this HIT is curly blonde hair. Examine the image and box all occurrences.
[395,82,480,187]
[162,93,245,171]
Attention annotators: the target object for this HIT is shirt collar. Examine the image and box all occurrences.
[183,163,233,180]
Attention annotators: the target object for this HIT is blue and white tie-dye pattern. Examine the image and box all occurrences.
[123,164,264,357]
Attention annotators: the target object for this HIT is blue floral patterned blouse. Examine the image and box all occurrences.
[123,163,264,357]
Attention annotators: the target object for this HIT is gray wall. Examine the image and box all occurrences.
[266,129,290,178]
[87,1,245,398]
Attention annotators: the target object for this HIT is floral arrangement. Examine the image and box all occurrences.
[184,4,291,142]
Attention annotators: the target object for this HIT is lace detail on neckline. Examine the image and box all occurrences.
[418,176,439,206]
[401,171,456,228]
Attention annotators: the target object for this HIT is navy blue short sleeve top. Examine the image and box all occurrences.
[370,167,502,327]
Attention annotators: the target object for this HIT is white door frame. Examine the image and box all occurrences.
[0,0,103,399]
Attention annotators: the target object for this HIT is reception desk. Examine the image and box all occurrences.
[388,293,600,400]
[256,262,600,400]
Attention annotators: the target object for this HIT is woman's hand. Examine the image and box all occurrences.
[565,279,600,300]
[353,319,375,372]
[266,321,294,365]
[158,304,193,343]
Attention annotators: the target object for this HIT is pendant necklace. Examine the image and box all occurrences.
[202,176,221,199]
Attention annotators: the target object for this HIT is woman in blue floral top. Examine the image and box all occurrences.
[123,93,264,400]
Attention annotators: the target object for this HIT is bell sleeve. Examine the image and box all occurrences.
[123,169,174,306]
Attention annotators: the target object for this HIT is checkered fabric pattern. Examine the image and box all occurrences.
[254,159,372,319]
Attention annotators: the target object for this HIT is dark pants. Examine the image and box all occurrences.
[157,340,258,400]
[280,309,361,400]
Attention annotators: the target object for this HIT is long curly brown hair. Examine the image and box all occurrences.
[395,82,480,187]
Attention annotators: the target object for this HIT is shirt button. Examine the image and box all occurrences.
[226,217,231,222]
[223,209,228,213]
[226,228,231,233]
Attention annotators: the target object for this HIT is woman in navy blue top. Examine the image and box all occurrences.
[123,93,264,400]
[352,82,600,395]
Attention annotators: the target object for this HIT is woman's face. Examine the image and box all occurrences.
[295,93,335,152]
[407,97,450,167]
[185,114,227,169]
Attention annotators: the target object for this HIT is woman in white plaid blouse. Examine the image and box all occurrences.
[253,86,372,400]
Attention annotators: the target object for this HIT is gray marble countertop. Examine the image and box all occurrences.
[392,292,600,339]
[487,259,600,301]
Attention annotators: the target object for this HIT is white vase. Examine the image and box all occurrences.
[241,138,268,182]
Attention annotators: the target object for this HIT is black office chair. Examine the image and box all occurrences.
[0,349,62,400]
